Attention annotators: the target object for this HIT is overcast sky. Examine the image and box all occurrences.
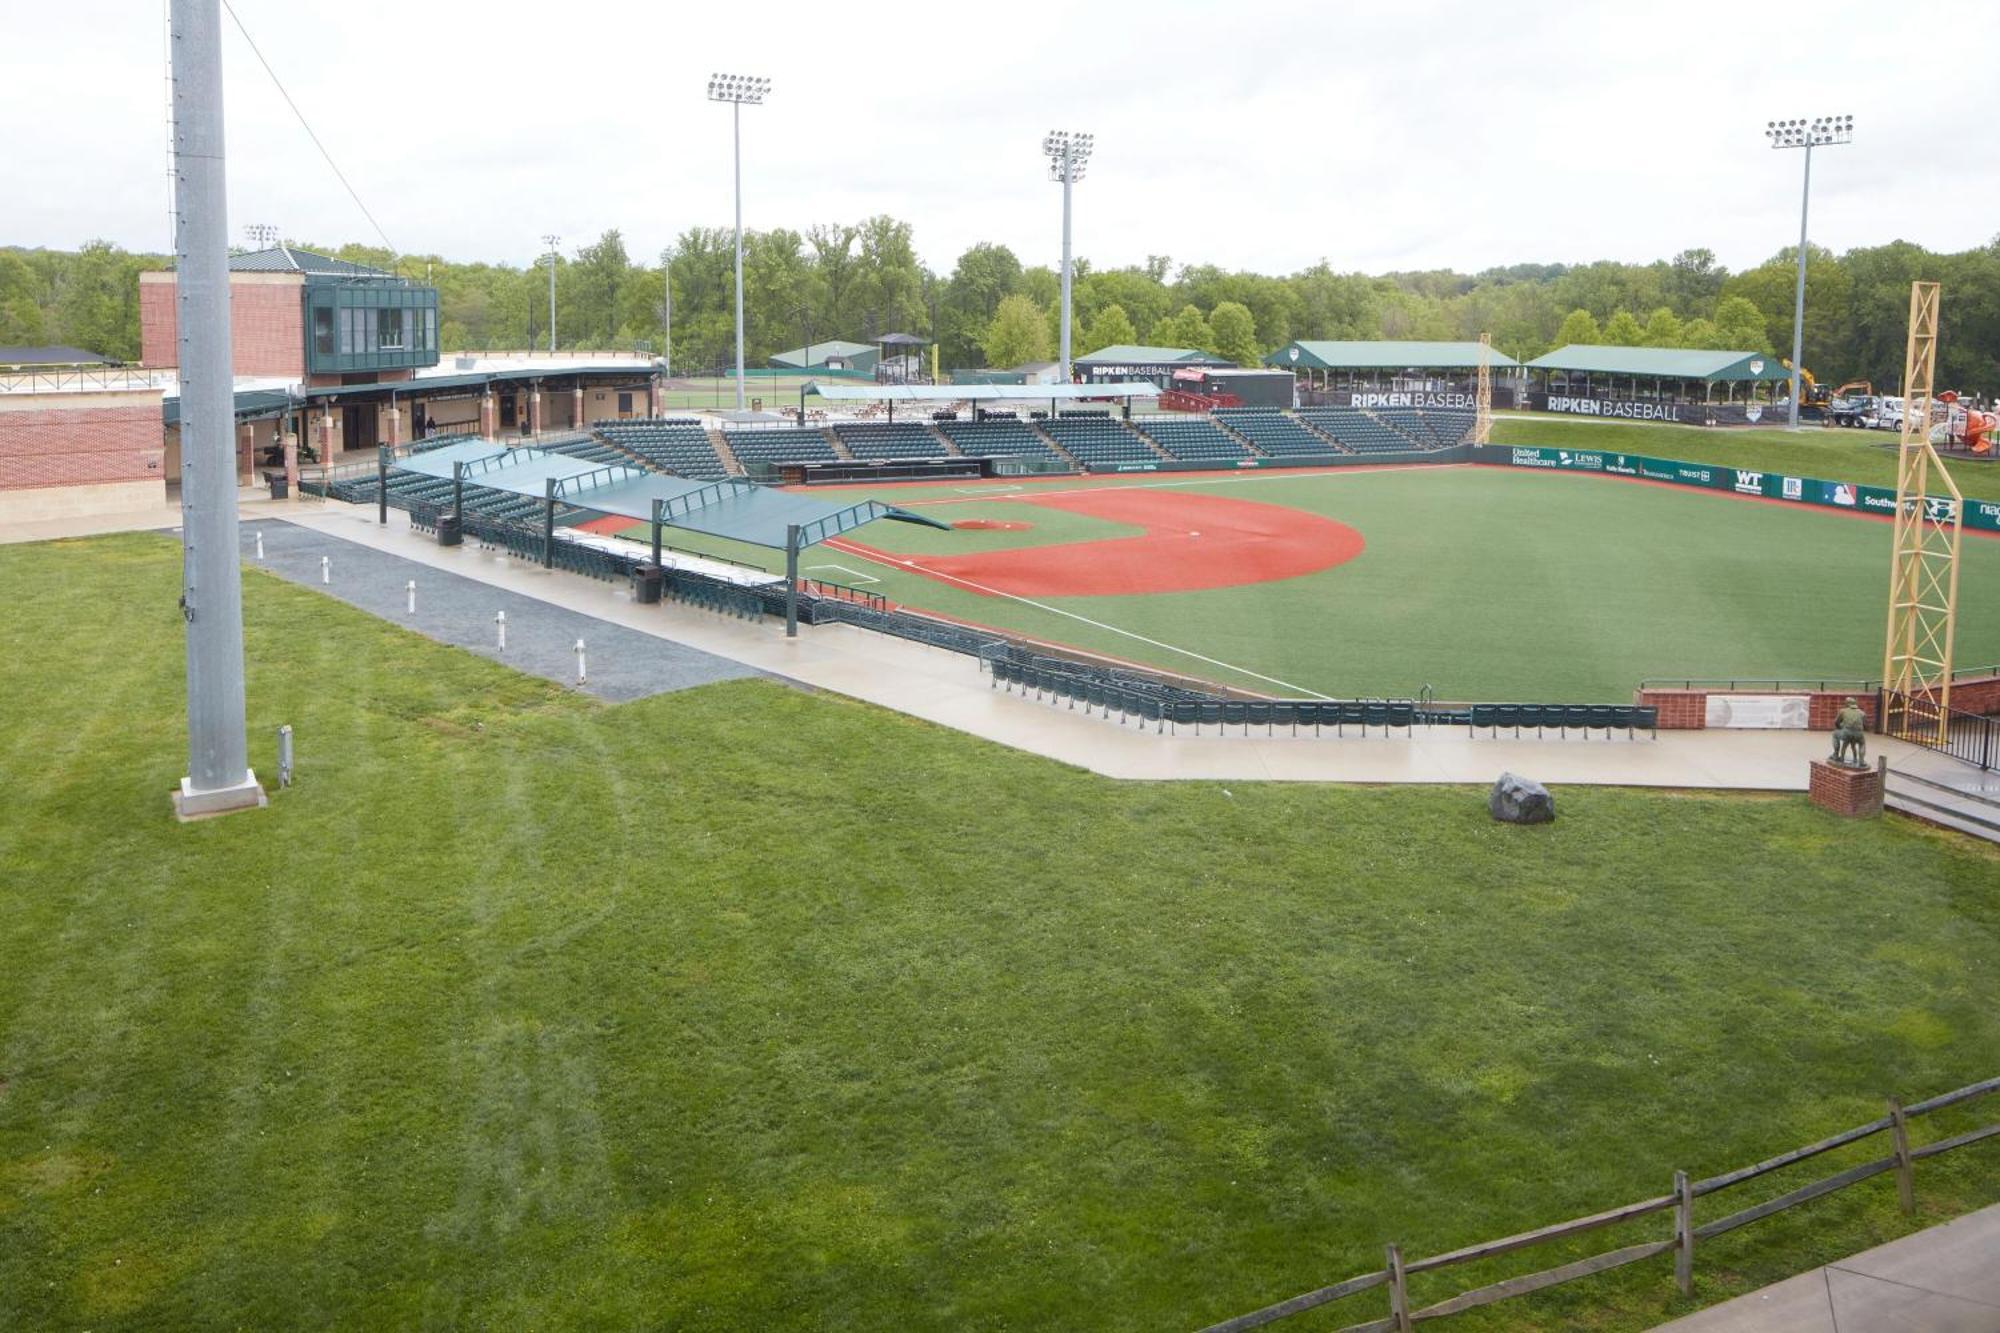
[6,0,1996,278]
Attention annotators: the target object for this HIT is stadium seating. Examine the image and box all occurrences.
[594,419,729,479]
[539,433,630,467]
[1133,416,1255,462]
[1368,407,1436,447]
[1297,407,1423,454]
[722,427,837,469]
[1214,409,1346,459]
[939,417,1068,466]
[1426,409,1476,446]
[1040,415,1158,467]
[832,421,948,460]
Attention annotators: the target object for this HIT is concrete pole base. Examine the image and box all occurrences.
[172,768,269,822]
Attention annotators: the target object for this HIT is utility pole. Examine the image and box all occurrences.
[541,233,560,354]
[658,245,674,375]
[170,0,263,819]
[1043,130,1094,384]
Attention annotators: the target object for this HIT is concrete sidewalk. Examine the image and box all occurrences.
[1655,1204,2000,1331]
[256,503,1939,790]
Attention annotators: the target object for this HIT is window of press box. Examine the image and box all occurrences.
[313,306,334,355]
[378,307,405,350]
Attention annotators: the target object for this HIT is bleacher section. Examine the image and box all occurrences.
[593,419,728,479]
[540,432,630,467]
[1427,409,1476,447]
[1214,409,1346,460]
[833,421,948,460]
[1134,416,1255,463]
[938,417,1069,466]
[724,428,838,469]
[1367,407,1435,448]
[1297,407,1424,454]
[1040,414,1157,467]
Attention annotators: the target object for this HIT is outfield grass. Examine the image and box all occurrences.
[620,467,2000,701]
[1490,415,2000,503]
[1,533,1996,1330]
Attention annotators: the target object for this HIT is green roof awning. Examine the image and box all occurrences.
[1265,340,1521,370]
[1524,345,1787,381]
[1074,344,1226,365]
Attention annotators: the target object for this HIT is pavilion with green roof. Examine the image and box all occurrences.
[1263,340,1522,394]
[1525,345,1792,403]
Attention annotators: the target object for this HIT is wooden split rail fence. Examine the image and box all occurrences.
[1199,1074,1999,1333]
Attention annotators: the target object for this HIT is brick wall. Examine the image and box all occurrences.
[0,395,164,491]
[137,273,304,377]
[1638,688,1882,731]
[1637,689,1709,729]
[1808,760,1882,817]
[1952,676,2000,716]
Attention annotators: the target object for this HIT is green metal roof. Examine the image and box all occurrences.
[1524,345,1788,381]
[1266,340,1522,370]
[1074,344,1223,365]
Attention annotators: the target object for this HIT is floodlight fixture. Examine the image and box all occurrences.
[709,72,772,408]
[1044,129,1095,383]
[1762,114,1854,429]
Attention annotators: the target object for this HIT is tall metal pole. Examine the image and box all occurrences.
[1059,147,1074,384]
[170,0,262,819]
[732,99,746,411]
[542,234,559,354]
[1787,144,1812,431]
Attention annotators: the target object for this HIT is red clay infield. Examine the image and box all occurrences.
[842,488,1364,597]
[951,518,1034,531]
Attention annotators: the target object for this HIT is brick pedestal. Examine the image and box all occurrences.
[1809,759,1882,817]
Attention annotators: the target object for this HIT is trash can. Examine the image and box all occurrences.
[437,513,463,547]
[632,564,664,605]
[264,470,289,500]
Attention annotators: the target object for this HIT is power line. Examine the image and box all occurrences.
[218,0,399,260]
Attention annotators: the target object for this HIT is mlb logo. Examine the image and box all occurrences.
[1833,484,1856,507]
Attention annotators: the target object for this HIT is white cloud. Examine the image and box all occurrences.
[4,0,1995,276]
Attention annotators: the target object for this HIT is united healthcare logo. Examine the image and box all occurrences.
[1733,469,1764,495]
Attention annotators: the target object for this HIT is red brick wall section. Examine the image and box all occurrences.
[1952,676,2000,716]
[137,278,303,377]
[1638,690,1708,729]
[1809,760,1882,817]
[0,404,163,490]
[1806,693,1877,730]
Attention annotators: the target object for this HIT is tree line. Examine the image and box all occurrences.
[5,227,1997,390]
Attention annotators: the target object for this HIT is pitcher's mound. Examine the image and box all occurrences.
[952,519,1034,531]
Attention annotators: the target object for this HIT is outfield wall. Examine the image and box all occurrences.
[1088,445,1473,475]
[1476,444,2000,534]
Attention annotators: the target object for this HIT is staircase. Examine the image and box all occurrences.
[1117,416,1173,461]
[706,422,743,476]
[1293,414,1358,454]
[929,424,964,457]
[825,428,853,461]
[1212,417,1267,457]
[1027,420,1082,470]
[1885,766,2000,843]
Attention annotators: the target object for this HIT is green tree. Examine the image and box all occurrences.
[1641,306,1683,348]
[0,253,48,345]
[1677,317,1719,349]
[1712,295,1770,352]
[939,242,1022,368]
[1602,310,1645,346]
[1554,308,1602,346]
[1080,303,1137,356]
[1208,300,1261,365]
[1663,248,1727,317]
[1149,304,1214,353]
[980,294,1049,369]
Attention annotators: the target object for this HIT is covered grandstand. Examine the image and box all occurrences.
[1524,344,1793,404]
[1265,340,1521,403]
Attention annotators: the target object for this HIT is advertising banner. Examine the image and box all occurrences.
[1523,393,1807,428]
[1485,446,1999,533]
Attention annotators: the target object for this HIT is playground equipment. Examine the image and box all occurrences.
[1930,390,1995,456]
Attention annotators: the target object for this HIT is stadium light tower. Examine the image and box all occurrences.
[708,73,771,411]
[541,234,560,354]
[170,0,263,819]
[1765,114,1853,430]
[1043,130,1093,383]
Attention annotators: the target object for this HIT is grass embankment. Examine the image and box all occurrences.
[1490,415,2000,503]
[2,533,1995,1330]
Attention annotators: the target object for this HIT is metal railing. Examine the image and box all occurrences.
[0,364,176,394]
[1884,691,2000,771]
[1200,1075,1998,1333]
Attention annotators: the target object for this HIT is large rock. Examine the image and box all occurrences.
[1489,772,1555,824]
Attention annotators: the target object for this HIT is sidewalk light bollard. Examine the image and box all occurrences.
[496,610,506,650]
[406,580,416,614]
[575,638,587,685]
[320,555,330,584]
[276,724,294,788]
[254,529,264,561]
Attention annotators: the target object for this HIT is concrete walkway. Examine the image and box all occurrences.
[1655,1204,2000,1331]
[246,502,1940,789]
[239,518,764,702]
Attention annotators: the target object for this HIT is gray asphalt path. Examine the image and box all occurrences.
[239,519,765,702]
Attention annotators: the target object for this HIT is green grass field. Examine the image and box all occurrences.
[621,465,2000,701]
[1490,415,2000,504]
[1,533,1995,1331]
